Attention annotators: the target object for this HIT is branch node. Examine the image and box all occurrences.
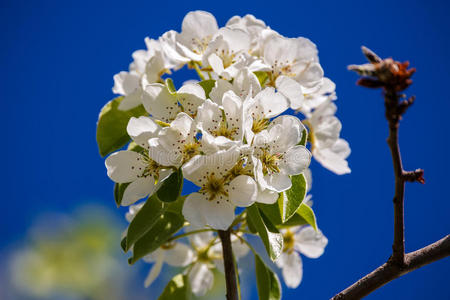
[402,169,425,184]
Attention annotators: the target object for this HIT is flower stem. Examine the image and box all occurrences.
[218,229,238,300]
[192,62,205,81]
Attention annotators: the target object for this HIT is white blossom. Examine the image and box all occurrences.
[182,147,258,230]
[276,226,328,288]
[187,230,249,296]
[306,100,351,174]
[105,117,171,205]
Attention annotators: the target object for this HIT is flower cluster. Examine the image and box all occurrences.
[98,10,349,299]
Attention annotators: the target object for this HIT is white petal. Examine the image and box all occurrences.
[269,115,304,151]
[253,87,289,118]
[189,262,214,297]
[122,177,156,206]
[279,145,311,175]
[265,173,292,192]
[143,84,179,122]
[182,11,218,41]
[203,197,235,230]
[164,243,195,267]
[182,193,208,228]
[228,175,257,207]
[118,89,142,111]
[188,230,215,249]
[313,142,351,175]
[148,138,181,167]
[233,68,261,98]
[127,116,159,148]
[112,71,139,95]
[182,147,240,186]
[209,79,234,105]
[144,251,165,287]
[196,99,222,134]
[298,62,324,87]
[294,227,328,258]
[256,188,279,204]
[178,84,206,117]
[105,151,146,183]
[276,76,304,110]
[208,53,225,75]
[281,252,303,288]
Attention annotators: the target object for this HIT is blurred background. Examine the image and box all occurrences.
[1,0,449,299]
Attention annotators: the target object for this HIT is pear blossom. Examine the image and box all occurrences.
[196,91,246,154]
[105,117,171,205]
[148,112,202,168]
[252,115,311,195]
[182,147,258,230]
[209,67,261,105]
[102,11,350,297]
[143,243,195,287]
[305,100,351,174]
[187,230,249,296]
[225,14,268,55]
[113,39,171,111]
[142,82,205,122]
[276,226,328,288]
[202,27,251,79]
[168,10,219,63]
[243,87,289,143]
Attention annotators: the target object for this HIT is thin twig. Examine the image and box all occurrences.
[333,47,450,299]
[219,229,238,300]
[332,235,450,299]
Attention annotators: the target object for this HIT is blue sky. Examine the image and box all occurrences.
[1,0,449,299]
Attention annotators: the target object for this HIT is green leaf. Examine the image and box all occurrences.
[157,169,183,203]
[125,195,165,251]
[255,253,281,300]
[254,71,268,86]
[298,128,308,146]
[282,174,307,222]
[246,211,258,233]
[114,182,130,207]
[129,211,184,264]
[247,204,283,261]
[297,202,317,231]
[96,96,147,157]
[280,213,308,227]
[158,274,191,300]
[258,196,283,226]
[120,235,127,252]
[198,79,216,98]
[165,78,177,94]
[166,195,186,214]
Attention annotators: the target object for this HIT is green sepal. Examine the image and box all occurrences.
[165,78,177,94]
[254,71,268,86]
[198,79,216,99]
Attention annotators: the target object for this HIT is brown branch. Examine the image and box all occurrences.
[218,229,238,300]
[332,235,450,299]
[333,47,450,299]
